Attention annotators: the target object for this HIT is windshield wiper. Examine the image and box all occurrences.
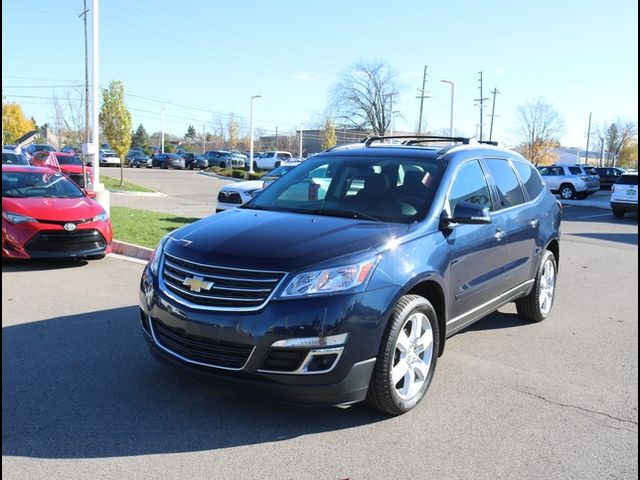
[306,208,382,221]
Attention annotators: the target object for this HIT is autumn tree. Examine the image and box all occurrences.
[330,60,401,135]
[322,118,337,150]
[226,113,240,149]
[99,80,132,185]
[516,98,564,165]
[2,102,37,144]
[132,124,149,147]
[595,120,638,167]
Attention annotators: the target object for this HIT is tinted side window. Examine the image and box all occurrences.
[448,160,493,213]
[617,175,638,186]
[484,159,526,209]
[513,160,545,199]
[568,167,582,175]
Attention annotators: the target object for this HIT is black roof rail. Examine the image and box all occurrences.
[363,135,473,147]
[478,140,498,146]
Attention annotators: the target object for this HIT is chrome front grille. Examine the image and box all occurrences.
[160,252,286,310]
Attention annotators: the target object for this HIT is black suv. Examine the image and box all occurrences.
[139,136,561,415]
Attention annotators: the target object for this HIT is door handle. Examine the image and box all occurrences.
[529,219,539,228]
[494,229,506,241]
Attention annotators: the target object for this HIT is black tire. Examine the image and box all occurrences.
[577,192,588,199]
[366,294,439,415]
[219,162,226,168]
[253,161,258,170]
[613,208,625,218]
[516,250,557,322]
[87,254,105,260]
[275,161,281,168]
[559,184,576,200]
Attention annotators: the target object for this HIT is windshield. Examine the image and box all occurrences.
[583,166,598,175]
[56,155,84,166]
[264,165,296,179]
[247,155,445,223]
[2,152,29,165]
[2,171,85,198]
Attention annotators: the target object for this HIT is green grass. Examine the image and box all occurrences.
[101,175,155,193]
[110,206,200,248]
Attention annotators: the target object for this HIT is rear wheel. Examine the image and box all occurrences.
[516,250,557,322]
[559,184,576,200]
[613,208,625,218]
[366,295,439,415]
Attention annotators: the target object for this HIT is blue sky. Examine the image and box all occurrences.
[2,0,638,148]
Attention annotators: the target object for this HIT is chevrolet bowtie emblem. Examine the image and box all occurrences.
[182,275,214,292]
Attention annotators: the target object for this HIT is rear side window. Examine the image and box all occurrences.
[513,160,545,200]
[617,175,638,186]
[568,167,582,175]
[484,159,526,209]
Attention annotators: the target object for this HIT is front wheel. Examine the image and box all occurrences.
[613,208,625,218]
[366,295,439,415]
[515,250,557,322]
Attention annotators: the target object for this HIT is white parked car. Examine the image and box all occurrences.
[610,171,638,218]
[216,162,300,213]
[253,151,293,170]
[99,149,121,167]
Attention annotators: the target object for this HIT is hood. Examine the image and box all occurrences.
[222,180,265,192]
[164,208,410,272]
[2,196,104,221]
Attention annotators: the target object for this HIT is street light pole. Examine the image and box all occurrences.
[440,80,455,138]
[161,107,165,153]
[298,126,303,160]
[249,95,261,174]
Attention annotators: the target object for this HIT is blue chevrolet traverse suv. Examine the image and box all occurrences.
[139,136,561,415]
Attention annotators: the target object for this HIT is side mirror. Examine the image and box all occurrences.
[85,190,97,199]
[442,202,492,227]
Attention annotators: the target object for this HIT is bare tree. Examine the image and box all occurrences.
[330,60,401,136]
[51,88,87,148]
[516,98,564,165]
[594,119,638,166]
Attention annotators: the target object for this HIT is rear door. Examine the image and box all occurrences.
[483,158,539,289]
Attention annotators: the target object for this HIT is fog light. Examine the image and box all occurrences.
[305,353,339,372]
[271,333,348,348]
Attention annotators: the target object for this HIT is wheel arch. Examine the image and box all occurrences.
[545,238,560,272]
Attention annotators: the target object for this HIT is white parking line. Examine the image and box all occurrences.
[577,213,612,219]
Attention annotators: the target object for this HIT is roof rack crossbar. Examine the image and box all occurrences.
[363,135,472,147]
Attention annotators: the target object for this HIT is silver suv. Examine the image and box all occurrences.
[537,164,600,199]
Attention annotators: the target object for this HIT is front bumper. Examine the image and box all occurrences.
[139,267,397,406]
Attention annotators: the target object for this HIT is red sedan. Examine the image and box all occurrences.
[2,165,112,259]
[30,151,93,188]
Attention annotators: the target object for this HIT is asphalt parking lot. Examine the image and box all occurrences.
[2,204,637,479]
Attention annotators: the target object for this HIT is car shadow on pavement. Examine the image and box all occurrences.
[569,232,638,246]
[2,305,387,459]
[461,311,531,332]
[1,258,89,272]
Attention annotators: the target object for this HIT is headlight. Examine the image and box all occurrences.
[2,212,38,224]
[280,257,379,298]
[92,211,109,222]
[148,234,170,275]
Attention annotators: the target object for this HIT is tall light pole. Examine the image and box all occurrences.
[248,95,261,174]
[440,80,455,138]
[298,126,303,160]
[161,107,165,153]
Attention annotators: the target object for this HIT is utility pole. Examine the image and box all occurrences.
[585,112,592,165]
[384,92,398,137]
[416,65,431,134]
[79,1,90,143]
[275,125,278,150]
[474,71,489,141]
[488,87,500,142]
[298,126,303,160]
[599,136,605,167]
[202,123,205,153]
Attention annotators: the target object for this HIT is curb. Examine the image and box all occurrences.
[109,189,167,197]
[560,199,611,210]
[197,171,243,182]
[111,240,153,261]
